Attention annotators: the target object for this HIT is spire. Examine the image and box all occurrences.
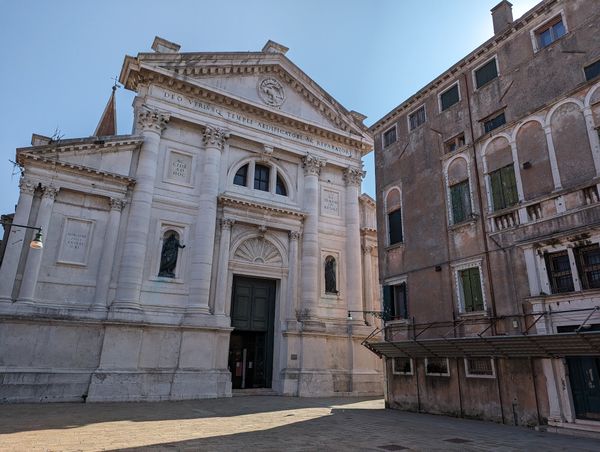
[94,85,117,137]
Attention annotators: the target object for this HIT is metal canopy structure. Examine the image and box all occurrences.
[364,331,600,359]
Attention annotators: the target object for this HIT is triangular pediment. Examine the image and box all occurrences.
[120,41,372,148]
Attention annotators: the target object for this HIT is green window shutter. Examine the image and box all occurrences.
[451,184,464,223]
[490,170,504,211]
[461,182,472,218]
[469,268,484,311]
[460,270,474,311]
[501,165,518,207]
[383,285,394,320]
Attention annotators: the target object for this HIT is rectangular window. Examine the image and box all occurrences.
[585,59,600,82]
[408,106,426,130]
[450,180,472,224]
[545,250,574,293]
[440,84,460,111]
[536,16,566,49]
[575,244,600,290]
[489,164,518,211]
[387,209,403,245]
[483,112,506,133]
[465,358,495,378]
[383,282,408,320]
[254,164,270,191]
[383,127,397,147]
[425,358,450,376]
[393,357,413,375]
[474,58,498,88]
[445,133,465,153]
[459,267,484,312]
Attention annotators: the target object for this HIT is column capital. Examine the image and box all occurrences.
[302,154,326,176]
[203,125,229,150]
[343,166,365,186]
[289,230,302,241]
[41,185,59,200]
[221,218,235,230]
[19,178,36,195]
[137,109,170,134]
[110,197,126,211]
[362,244,374,255]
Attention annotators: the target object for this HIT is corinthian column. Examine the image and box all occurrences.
[214,218,234,316]
[92,197,125,311]
[114,109,169,310]
[18,185,58,303]
[186,125,228,321]
[344,167,365,319]
[286,231,301,320]
[0,178,36,302]
[300,154,325,315]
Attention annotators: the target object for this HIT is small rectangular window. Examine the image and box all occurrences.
[408,106,426,131]
[483,112,506,134]
[489,164,518,211]
[536,16,566,49]
[475,59,498,88]
[459,267,484,312]
[450,180,472,224]
[440,84,460,111]
[425,358,450,376]
[383,127,397,147]
[575,244,600,290]
[393,357,413,375]
[254,164,270,192]
[585,60,600,81]
[465,358,495,378]
[387,209,403,245]
[383,282,408,320]
[545,250,574,293]
[445,133,465,153]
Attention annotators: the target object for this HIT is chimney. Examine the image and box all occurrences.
[491,0,513,35]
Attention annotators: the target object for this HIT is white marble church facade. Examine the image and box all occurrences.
[0,38,382,402]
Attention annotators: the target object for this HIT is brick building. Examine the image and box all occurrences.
[367,0,600,433]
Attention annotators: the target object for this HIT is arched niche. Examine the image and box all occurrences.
[385,187,401,212]
[447,156,469,185]
[485,136,512,173]
[515,120,554,199]
[550,102,595,186]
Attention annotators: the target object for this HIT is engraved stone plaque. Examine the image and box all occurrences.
[57,218,93,265]
[167,151,192,185]
[321,188,340,217]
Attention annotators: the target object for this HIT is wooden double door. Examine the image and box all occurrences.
[228,276,276,389]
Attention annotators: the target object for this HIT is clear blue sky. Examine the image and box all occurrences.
[0,0,539,215]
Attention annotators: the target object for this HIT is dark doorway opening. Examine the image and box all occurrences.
[228,276,276,389]
[567,356,600,420]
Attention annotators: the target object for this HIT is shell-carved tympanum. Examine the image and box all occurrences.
[234,237,282,265]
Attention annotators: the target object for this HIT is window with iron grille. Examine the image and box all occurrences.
[445,133,465,153]
[234,164,248,186]
[483,112,506,134]
[474,58,498,88]
[440,84,460,111]
[489,164,518,211]
[575,244,600,290]
[465,358,495,378]
[459,267,484,312]
[535,16,566,49]
[450,180,472,224]
[383,282,408,320]
[408,106,426,131]
[254,164,270,192]
[383,127,397,147]
[393,357,413,375]
[425,358,450,376]
[545,250,574,293]
[585,59,600,82]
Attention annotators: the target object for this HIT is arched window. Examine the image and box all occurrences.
[254,164,270,191]
[446,157,472,225]
[324,255,337,294]
[234,164,248,186]
[276,174,287,196]
[158,230,185,278]
[385,188,403,245]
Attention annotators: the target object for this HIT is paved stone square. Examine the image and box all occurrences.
[0,396,599,451]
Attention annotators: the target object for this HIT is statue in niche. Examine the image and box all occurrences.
[158,231,185,278]
[324,255,337,294]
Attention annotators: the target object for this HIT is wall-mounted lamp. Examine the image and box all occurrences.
[347,310,388,321]
[1,221,44,249]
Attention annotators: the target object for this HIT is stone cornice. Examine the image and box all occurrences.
[370,0,559,134]
[16,135,143,156]
[17,152,136,186]
[120,56,374,155]
[218,195,306,218]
